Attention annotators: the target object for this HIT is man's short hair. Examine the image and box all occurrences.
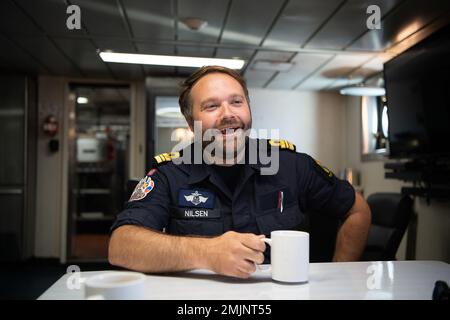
[179,65,250,124]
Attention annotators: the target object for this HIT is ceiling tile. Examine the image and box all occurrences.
[263,0,343,48]
[296,53,374,90]
[305,0,402,50]
[53,38,109,76]
[0,34,47,74]
[0,0,43,37]
[266,52,334,89]
[347,0,450,51]
[14,0,84,37]
[220,0,285,45]
[70,0,128,37]
[245,69,276,88]
[215,48,255,60]
[253,50,294,61]
[176,45,215,57]
[95,39,135,52]
[13,36,81,76]
[136,43,175,55]
[347,55,384,79]
[124,0,175,40]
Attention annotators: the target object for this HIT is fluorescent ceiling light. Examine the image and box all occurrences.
[99,52,245,70]
[77,96,89,104]
[340,86,386,96]
[156,107,184,118]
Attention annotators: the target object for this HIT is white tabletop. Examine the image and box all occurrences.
[38,260,450,300]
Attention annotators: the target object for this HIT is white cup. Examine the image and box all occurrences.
[262,230,309,283]
[84,271,147,300]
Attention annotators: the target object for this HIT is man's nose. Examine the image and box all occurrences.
[219,102,236,119]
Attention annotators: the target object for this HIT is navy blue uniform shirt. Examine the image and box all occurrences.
[111,138,355,262]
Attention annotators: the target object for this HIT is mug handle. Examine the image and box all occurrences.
[255,238,272,272]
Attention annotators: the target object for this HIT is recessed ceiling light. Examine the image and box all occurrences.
[180,17,208,31]
[77,97,89,104]
[99,51,245,69]
[340,86,386,96]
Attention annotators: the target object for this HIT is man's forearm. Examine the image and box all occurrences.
[108,225,210,273]
[333,192,371,262]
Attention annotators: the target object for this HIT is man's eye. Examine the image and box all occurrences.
[232,99,242,105]
[205,104,219,110]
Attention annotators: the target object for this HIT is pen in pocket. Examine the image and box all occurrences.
[278,190,284,213]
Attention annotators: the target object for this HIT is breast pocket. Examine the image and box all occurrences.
[255,202,304,236]
[167,206,224,236]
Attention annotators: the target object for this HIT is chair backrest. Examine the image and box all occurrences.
[297,212,340,263]
[362,192,414,261]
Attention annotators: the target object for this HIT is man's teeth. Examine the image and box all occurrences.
[221,128,238,134]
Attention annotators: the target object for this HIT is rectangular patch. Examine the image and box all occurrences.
[172,207,221,219]
[178,189,215,209]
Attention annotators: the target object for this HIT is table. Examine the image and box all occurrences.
[38,260,450,300]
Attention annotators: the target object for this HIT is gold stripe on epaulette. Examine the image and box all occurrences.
[269,139,296,151]
[153,151,180,165]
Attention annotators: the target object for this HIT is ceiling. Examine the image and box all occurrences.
[0,0,449,91]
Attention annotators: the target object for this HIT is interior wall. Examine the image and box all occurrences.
[344,96,450,263]
[129,82,146,179]
[249,88,347,173]
[34,76,67,258]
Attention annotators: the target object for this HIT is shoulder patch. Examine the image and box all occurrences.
[151,151,181,167]
[268,139,296,152]
[312,158,335,182]
[129,176,155,201]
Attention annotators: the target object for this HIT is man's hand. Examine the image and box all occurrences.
[203,231,266,279]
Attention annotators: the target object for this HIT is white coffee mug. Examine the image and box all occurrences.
[262,230,309,283]
[84,271,147,300]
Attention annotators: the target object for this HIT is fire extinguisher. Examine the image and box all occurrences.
[106,127,115,161]
[43,115,59,153]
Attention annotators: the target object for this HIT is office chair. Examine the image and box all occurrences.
[361,193,414,261]
[297,211,340,263]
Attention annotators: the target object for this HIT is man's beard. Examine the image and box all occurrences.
[201,119,251,165]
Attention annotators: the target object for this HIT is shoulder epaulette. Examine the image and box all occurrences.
[151,151,181,167]
[268,139,296,152]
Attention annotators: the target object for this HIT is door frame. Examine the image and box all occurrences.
[61,78,145,263]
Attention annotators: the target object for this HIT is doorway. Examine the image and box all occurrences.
[67,84,130,261]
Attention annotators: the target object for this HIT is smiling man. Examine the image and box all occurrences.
[108,66,371,278]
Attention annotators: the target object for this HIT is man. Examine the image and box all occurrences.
[108,66,371,279]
